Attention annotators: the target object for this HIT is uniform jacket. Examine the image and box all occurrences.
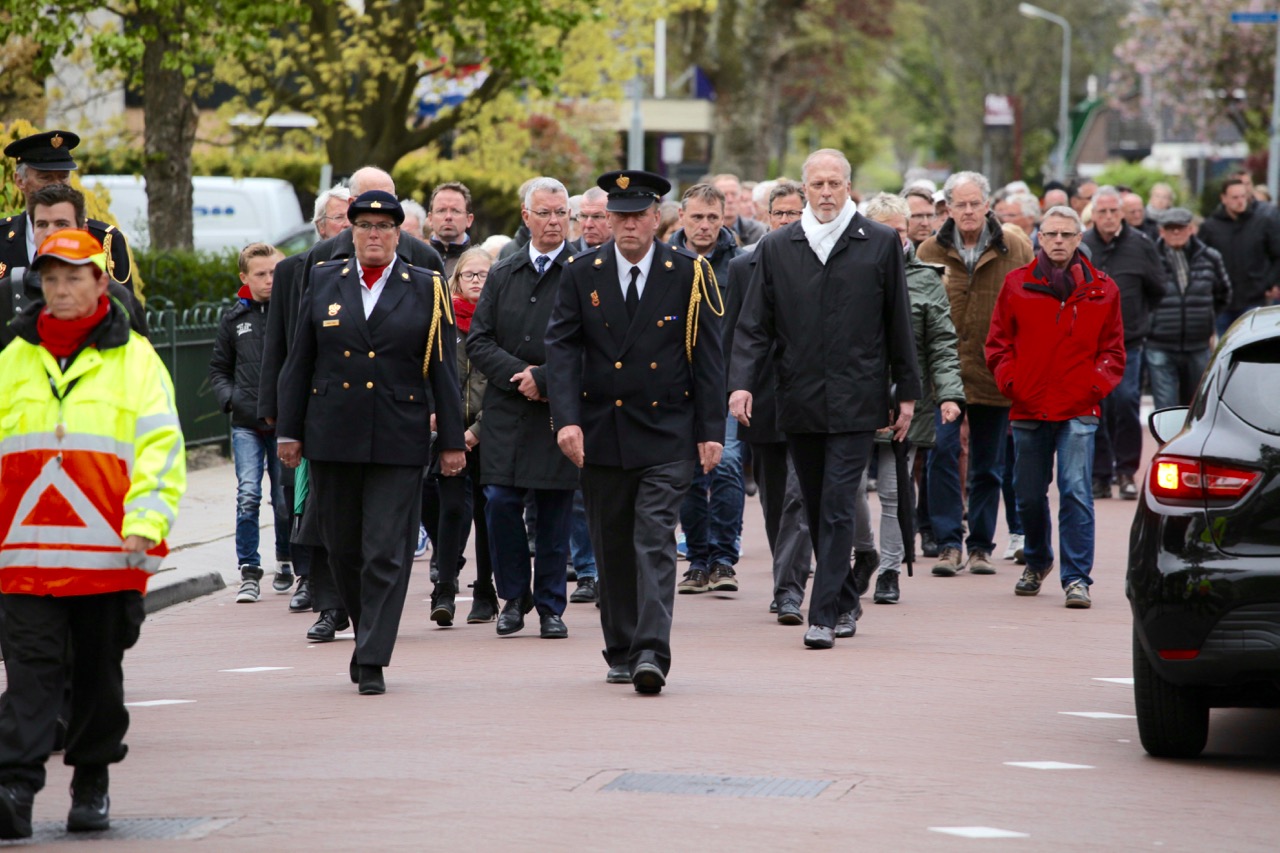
[723,249,782,444]
[545,239,726,469]
[276,258,465,467]
[902,245,965,448]
[0,299,185,596]
[1081,221,1167,346]
[0,211,135,293]
[986,252,1126,422]
[1197,200,1280,311]
[466,247,580,490]
[1149,235,1232,352]
[1,267,146,350]
[730,215,921,434]
[209,284,272,429]
[917,212,1034,407]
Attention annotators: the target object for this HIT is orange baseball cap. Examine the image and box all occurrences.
[32,229,107,272]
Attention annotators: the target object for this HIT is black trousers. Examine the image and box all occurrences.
[787,432,874,628]
[581,460,695,676]
[309,462,422,667]
[751,442,812,607]
[0,591,145,791]
[289,465,343,613]
[422,445,492,592]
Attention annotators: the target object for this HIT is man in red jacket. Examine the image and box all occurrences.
[986,205,1125,609]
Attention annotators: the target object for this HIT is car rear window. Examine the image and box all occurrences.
[1221,340,1280,434]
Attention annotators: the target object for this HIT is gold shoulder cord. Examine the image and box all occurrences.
[102,230,124,284]
[685,256,725,363]
[423,272,455,376]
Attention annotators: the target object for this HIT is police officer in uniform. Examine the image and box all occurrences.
[276,191,465,695]
[2,131,136,298]
[545,171,726,695]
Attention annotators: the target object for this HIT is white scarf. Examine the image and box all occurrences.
[801,198,857,265]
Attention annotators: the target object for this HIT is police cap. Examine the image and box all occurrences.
[347,190,405,225]
[4,130,80,171]
[597,170,671,213]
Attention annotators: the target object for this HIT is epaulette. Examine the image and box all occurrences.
[670,244,700,261]
[315,260,326,266]
[568,245,599,265]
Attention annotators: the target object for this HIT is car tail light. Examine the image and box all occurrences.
[1158,649,1200,661]
[1149,456,1262,504]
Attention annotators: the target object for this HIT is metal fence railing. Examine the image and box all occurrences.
[145,298,233,449]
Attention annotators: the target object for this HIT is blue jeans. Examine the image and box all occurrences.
[928,404,1010,555]
[569,490,597,580]
[484,485,573,615]
[231,427,289,567]
[1146,346,1210,410]
[1094,345,1143,482]
[679,416,745,569]
[1011,418,1097,588]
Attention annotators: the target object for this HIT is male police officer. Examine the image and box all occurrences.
[545,170,725,695]
[2,131,135,295]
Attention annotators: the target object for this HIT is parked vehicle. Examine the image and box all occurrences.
[1128,305,1280,757]
[79,175,306,254]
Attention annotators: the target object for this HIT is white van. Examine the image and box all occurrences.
[79,175,306,253]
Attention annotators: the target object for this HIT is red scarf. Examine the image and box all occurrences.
[37,294,110,359]
[360,264,388,289]
[453,296,476,333]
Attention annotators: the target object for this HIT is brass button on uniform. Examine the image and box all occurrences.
[657,320,664,327]
[343,382,350,389]
[344,350,351,357]
[368,351,375,358]
[366,381,374,389]
[650,362,657,369]
[614,362,622,369]
[615,399,623,407]
[651,401,658,407]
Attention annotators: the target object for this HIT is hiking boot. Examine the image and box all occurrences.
[569,577,598,603]
[873,570,900,604]
[430,582,457,627]
[0,782,33,840]
[236,565,263,603]
[852,549,878,596]
[1002,534,1025,561]
[67,766,109,833]
[1065,580,1092,609]
[1015,565,1053,596]
[920,529,939,558]
[931,546,963,577]
[678,567,710,594]
[1118,474,1138,500]
[467,582,499,623]
[965,549,995,575]
[271,561,294,594]
[708,563,738,592]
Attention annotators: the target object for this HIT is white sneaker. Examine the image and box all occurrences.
[1003,534,1025,562]
[236,578,261,603]
[272,561,294,594]
[415,524,429,559]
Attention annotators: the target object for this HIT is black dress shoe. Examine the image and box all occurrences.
[776,600,804,625]
[803,625,835,649]
[496,599,526,635]
[632,661,665,694]
[67,766,109,833]
[835,611,857,639]
[358,665,385,695]
[289,577,311,612]
[569,577,598,603]
[539,613,568,638]
[307,609,345,642]
[874,570,900,604]
[0,783,33,840]
[349,651,359,684]
[606,664,632,684]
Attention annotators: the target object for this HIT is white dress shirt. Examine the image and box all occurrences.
[527,241,566,270]
[355,260,393,318]
[613,243,656,301]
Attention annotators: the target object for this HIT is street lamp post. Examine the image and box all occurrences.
[1019,2,1073,182]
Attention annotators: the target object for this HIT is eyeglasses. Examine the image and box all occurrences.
[578,213,607,222]
[1039,230,1080,241]
[459,271,489,282]
[949,201,986,211]
[353,221,397,233]
[431,207,467,217]
[529,209,570,220]
[769,209,803,219]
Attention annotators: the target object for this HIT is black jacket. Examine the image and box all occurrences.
[0,267,147,350]
[722,248,783,444]
[430,235,472,279]
[210,287,272,429]
[545,240,726,469]
[730,215,921,434]
[466,245,579,490]
[668,225,743,290]
[256,252,306,422]
[1,211,135,292]
[277,258,464,466]
[1081,222,1166,346]
[1198,201,1280,311]
[1149,235,1232,352]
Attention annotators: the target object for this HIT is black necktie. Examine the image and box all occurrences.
[626,266,640,319]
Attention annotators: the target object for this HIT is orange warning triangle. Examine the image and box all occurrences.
[20,485,87,528]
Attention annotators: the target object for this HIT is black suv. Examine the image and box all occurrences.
[1128,306,1280,757]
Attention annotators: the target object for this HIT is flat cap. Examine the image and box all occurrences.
[347,190,405,225]
[4,130,80,171]
[597,170,671,213]
[1159,207,1193,227]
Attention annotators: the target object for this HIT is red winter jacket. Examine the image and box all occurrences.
[986,253,1126,422]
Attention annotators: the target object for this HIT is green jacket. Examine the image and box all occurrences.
[904,245,965,448]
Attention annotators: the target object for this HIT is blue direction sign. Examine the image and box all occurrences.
[1232,11,1280,23]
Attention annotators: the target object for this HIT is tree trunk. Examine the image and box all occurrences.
[141,17,197,251]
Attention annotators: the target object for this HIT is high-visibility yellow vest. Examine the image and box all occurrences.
[0,331,186,596]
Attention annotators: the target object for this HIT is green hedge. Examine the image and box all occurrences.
[134,248,241,311]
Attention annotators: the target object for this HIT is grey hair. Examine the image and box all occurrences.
[1041,204,1084,232]
[801,149,852,183]
[312,185,352,223]
[943,171,991,205]
[523,177,568,210]
[400,198,427,234]
[581,186,608,204]
[1009,191,1040,221]
[568,194,582,216]
[1093,185,1123,205]
[863,192,911,222]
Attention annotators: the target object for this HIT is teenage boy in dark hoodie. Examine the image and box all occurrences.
[209,243,292,603]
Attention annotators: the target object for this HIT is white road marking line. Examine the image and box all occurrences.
[125,699,196,707]
[929,827,1030,839]
[1094,677,1134,685]
[219,666,293,673]
[1059,712,1137,719]
[1004,761,1094,770]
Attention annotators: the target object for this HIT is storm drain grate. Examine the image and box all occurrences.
[601,772,832,799]
[2,816,236,845]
